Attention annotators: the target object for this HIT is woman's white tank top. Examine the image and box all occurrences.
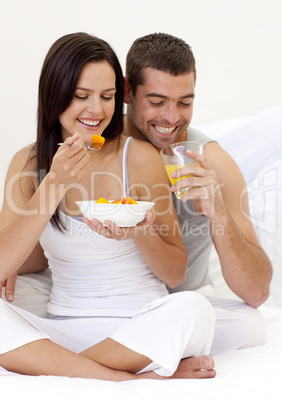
[39,137,168,317]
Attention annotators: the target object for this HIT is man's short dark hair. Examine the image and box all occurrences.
[126,33,196,95]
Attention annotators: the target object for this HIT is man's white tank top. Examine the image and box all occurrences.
[39,137,168,317]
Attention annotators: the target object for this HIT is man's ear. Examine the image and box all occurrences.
[123,77,132,104]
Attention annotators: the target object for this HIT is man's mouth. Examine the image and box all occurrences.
[153,124,177,134]
[78,118,101,127]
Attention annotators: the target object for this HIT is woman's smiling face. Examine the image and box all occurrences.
[59,61,116,144]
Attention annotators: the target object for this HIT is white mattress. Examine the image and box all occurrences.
[1,273,282,401]
[1,307,282,401]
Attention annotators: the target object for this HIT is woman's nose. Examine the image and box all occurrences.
[86,98,103,114]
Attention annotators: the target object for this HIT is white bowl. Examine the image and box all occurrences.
[75,200,155,227]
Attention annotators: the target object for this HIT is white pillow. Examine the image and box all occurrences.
[248,161,282,307]
[195,104,282,184]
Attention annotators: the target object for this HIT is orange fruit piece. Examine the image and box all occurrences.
[95,197,109,204]
[111,198,125,204]
[124,197,138,204]
[91,135,105,149]
[111,197,138,204]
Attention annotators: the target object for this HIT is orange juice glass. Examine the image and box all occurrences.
[160,141,203,199]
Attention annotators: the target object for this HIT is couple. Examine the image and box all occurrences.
[0,32,272,380]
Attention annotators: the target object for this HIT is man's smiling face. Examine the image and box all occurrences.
[128,67,195,150]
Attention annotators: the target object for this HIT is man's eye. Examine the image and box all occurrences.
[150,101,163,106]
[179,99,194,107]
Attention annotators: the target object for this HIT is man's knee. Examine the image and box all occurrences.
[209,298,267,354]
[241,306,266,347]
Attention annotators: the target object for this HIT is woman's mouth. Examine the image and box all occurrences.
[78,118,102,128]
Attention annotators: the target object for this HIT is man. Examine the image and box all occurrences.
[122,33,273,354]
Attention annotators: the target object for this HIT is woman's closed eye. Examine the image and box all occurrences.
[75,94,88,100]
[101,95,114,101]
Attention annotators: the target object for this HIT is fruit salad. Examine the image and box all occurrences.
[95,197,138,204]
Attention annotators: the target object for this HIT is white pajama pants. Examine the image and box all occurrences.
[0,292,215,377]
[208,296,266,355]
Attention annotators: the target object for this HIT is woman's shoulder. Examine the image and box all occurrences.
[3,144,38,203]
[125,136,168,186]
[7,144,37,175]
[126,136,160,162]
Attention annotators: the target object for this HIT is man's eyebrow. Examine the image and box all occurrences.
[146,93,194,99]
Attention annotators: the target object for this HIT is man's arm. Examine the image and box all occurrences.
[172,141,272,308]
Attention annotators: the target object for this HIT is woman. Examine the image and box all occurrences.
[0,32,215,380]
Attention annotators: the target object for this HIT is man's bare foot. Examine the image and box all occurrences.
[170,355,216,379]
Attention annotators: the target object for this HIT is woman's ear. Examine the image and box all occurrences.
[123,77,132,104]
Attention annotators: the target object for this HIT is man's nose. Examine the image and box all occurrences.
[161,104,179,124]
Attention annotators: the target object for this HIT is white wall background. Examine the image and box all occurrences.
[0,0,281,202]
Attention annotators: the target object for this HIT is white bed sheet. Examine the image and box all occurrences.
[1,271,282,402]
[1,306,282,402]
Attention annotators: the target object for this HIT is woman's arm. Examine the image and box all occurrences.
[0,242,48,302]
[0,149,61,282]
[0,134,90,282]
[17,242,48,274]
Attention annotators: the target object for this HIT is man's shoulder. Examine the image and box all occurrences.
[187,126,215,146]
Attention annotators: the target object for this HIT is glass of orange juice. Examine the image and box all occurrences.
[160,141,203,199]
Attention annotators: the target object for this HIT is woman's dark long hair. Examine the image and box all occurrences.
[35,32,124,230]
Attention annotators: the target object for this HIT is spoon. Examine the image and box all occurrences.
[57,143,100,151]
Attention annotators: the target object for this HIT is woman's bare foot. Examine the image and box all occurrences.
[170,355,216,379]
